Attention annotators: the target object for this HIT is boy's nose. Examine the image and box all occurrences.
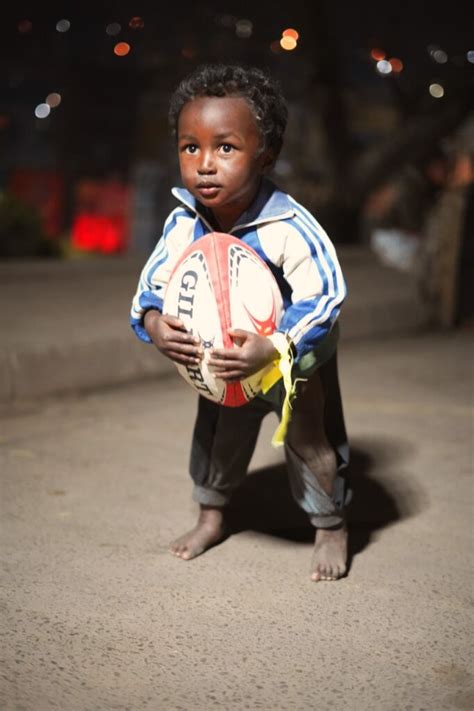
[198,151,216,174]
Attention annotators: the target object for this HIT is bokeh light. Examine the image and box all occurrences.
[35,104,51,119]
[389,58,404,73]
[114,42,131,57]
[46,93,62,108]
[56,19,71,33]
[432,49,448,64]
[106,23,121,37]
[429,83,444,98]
[270,40,282,54]
[236,19,253,39]
[280,36,297,51]
[282,28,299,41]
[370,48,385,61]
[376,59,392,75]
[18,19,32,34]
[129,17,145,29]
[467,51,474,64]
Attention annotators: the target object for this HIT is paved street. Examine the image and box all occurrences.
[1,330,473,711]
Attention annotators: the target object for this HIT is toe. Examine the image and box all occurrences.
[320,565,330,580]
[169,539,183,554]
[317,564,338,581]
[171,543,186,558]
[311,565,325,582]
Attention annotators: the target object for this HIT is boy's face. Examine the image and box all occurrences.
[177,96,272,232]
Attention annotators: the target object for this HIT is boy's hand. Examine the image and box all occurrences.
[144,310,203,366]
[208,329,278,381]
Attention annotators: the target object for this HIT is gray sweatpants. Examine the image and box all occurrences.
[189,351,351,528]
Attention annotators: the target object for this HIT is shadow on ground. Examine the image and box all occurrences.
[226,436,427,569]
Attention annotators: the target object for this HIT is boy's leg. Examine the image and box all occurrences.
[285,352,350,581]
[170,394,272,559]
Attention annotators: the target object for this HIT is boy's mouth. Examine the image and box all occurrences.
[196,183,221,199]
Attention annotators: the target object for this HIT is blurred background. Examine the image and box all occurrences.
[1,2,473,261]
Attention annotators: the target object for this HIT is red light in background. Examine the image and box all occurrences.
[129,16,144,29]
[282,28,299,40]
[72,216,125,253]
[114,42,131,57]
[389,57,404,73]
[370,48,385,61]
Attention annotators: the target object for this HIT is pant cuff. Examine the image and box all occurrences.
[310,513,345,528]
[192,485,230,507]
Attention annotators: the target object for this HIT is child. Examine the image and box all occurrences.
[130,64,350,582]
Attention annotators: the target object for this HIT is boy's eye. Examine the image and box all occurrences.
[220,144,234,154]
[184,144,198,154]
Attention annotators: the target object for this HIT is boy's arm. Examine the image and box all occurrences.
[130,208,194,343]
[277,219,346,361]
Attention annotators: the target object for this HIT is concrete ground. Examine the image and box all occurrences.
[1,330,473,710]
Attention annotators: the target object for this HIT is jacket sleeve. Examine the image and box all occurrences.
[277,211,347,361]
[130,208,194,343]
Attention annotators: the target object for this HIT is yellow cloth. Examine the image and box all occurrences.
[260,333,298,447]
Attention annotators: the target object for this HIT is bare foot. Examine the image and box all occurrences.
[311,524,348,582]
[169,505,226,560]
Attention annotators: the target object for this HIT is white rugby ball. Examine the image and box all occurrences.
[163,232,283,406]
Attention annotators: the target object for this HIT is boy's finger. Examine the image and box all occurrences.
[162,314,185,328]
[163,315,200,341]
[166,332,202,348]
[208,356,242,369]
[209,363,244,378]
[164,341,203,356]
[215,370,244,381]
[166,350,202,366]
[228,328,250,339]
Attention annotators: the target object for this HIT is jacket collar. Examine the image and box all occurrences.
[171,178,294,233]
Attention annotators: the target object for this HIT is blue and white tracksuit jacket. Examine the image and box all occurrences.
[130,178,346,362]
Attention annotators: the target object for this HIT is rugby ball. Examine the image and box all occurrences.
[163,232,283,407]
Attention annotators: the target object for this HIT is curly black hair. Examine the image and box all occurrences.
[169,64,288,158]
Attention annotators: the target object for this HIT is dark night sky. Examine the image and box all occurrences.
[3,1,473,69]
[1,1,473,176]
